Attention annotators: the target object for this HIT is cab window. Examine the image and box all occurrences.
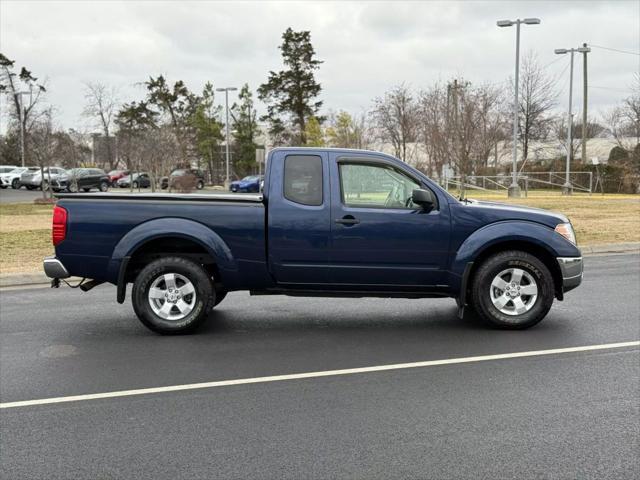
[339,162,420,209]
[284,155,323,206]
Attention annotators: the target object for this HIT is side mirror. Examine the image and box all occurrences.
[412,188,435,209]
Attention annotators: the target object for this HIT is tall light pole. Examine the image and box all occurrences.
[216,87,238,187]
[555,46,590,195]
[581,43,589,166]
[497,17,541,198]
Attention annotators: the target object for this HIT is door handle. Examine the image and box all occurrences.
[335,216,360,226]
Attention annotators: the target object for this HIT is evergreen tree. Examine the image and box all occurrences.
[192,82,224,175]
[231,84,258,176]
[304,116,324,147]
[258,28,323,145]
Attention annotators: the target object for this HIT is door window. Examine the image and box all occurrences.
[284,155,323,206]
[339,163,420,209]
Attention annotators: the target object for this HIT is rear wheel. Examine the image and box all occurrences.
[470,250,554,329]
[99,181,109,192]
[132,257,215,334]
[196,180,204,190]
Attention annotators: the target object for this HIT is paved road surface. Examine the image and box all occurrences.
[0,187,44,203]
[1,254,638,479]
[0,187,231,204]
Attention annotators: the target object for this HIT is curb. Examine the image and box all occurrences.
[1,243,638,289]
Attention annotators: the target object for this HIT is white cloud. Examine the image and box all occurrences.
[1,0,638,133]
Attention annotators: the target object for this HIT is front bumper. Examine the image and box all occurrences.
[557,256,583,293]
[43,256,70,279]
[0,177,12,186]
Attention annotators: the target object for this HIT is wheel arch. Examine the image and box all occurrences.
[451,221,579,302]
[109,218,239,302]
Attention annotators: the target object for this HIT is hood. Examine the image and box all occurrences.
[459,199,569,228]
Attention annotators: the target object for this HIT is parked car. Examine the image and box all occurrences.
[19,167,67,190]
[0,165,17,189]
[160,169,205,190]
[51,168,110,193]
[229,175,264,193]
[117,172,151,188]
[0,167,39,189]
[108,170,130,187]
[44,147,583,334]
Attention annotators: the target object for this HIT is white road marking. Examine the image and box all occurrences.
[1,341,638,409]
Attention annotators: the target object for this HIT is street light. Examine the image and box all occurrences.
[497,17,541,198]
[216,87,238,187]
[554,46,590,195]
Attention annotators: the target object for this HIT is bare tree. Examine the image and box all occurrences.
[512,52,558,162]
[326,110,372,149]
[83,82,119,170]
[29,108,56,199]
[371,84,420,162]
[0,53,47,165]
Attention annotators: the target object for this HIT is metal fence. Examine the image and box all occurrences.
[443,171,594,195]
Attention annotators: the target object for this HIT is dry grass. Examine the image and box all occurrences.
[0,229,53,274]
[0,194,638,274]
[454,191,640,245]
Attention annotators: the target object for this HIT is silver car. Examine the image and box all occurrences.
[19,167,67,190]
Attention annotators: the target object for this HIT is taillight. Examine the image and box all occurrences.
[52,205,67,246]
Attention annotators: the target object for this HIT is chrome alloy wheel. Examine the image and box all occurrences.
[148,273,197,321]
[489,268,538,316]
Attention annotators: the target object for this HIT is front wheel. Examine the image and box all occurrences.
[11,179,20,189]
[132,257,215,334]
[196,180,204,190]
[470,250,554,329]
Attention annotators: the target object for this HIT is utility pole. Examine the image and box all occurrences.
[581,43,589,164]
[216,87,238,188]
[497,17,541,198]
[555,45,590,195]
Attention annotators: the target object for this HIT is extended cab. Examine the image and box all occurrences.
[44,148,583,334]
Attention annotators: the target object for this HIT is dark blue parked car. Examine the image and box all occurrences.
[229,175,263,193]
[44,148,582,334]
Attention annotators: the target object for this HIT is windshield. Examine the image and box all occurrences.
[242,175,259,181]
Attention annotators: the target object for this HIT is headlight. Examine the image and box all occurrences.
[555,222,576,245]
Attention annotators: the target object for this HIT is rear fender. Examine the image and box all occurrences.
[108,217,238,286]
[449,221,581,295]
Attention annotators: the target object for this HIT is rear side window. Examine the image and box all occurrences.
[284,155,323,206]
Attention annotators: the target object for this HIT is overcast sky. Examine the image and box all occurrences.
[1,0,638,134]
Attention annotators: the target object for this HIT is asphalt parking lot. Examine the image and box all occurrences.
[0,187,44,203]
[1,253,639,479]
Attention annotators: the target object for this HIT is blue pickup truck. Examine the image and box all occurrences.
[44,148,583,334]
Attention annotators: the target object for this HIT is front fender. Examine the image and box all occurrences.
[107,217,239,285]
[449,221,581,291]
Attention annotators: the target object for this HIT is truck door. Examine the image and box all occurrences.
[328,154,450,289]
[267,151,331,285]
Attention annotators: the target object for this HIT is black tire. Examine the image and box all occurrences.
[132,256,215,334]
[83,188,91,192]
[11,179,20,189]
[196,180,204,190]
[470,250,554,329]
[99,181,109,192]
[0,185,7,189]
